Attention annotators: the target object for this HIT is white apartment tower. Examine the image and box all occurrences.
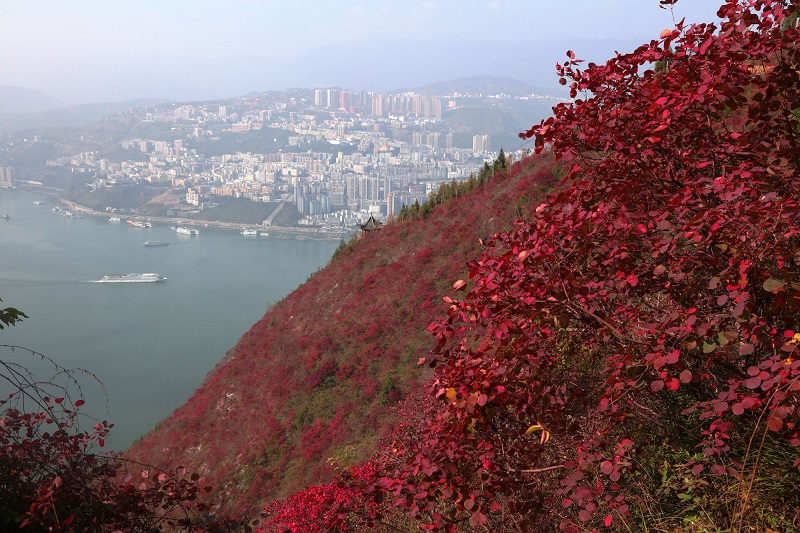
[0,167,14,188]
[473,135,490,152]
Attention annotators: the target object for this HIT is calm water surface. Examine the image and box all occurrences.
[0,189,338,449]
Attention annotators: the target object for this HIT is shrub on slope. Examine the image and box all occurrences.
[127,152,558,516]
[260,1,800,531]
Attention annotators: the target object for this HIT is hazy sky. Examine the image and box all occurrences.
[0,1,723,104]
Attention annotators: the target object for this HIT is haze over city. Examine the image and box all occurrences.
[0,0,722,104]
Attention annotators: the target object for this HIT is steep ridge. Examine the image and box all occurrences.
[127,153,559,514]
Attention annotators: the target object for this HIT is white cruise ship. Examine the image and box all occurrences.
[97,273,166,283]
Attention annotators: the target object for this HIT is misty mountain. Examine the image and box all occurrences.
[0,98,171,133]
[1,35,644,107]
[403,75,557,97]
[0,86,63,114]
[244,36,643,95]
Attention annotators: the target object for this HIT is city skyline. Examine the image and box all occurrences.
[0,1,723,104]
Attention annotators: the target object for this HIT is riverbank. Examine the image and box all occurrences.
[20,184,352,241]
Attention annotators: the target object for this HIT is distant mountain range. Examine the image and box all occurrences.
[0,76,559,134]
[0,88,170,132]
[401,75,557,97]
[0,86,63,114]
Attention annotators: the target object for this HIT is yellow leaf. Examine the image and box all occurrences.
[446,388,457,400]
[525,424,543,435]
[525,423,551,444]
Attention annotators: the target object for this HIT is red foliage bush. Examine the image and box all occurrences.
[0,379,240,531]
[258,464,384,533]
[274,1,800,531]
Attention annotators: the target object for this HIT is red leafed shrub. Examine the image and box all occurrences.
[258,463,385,533]
[343,1,800,531]
[0,347,242,532]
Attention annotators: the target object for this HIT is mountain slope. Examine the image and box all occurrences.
[404,75,555,97]
[0,86,62,113]
[127,153,558,514]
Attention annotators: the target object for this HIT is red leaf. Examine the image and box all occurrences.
[469,511,487,526]
[767,417,783,432]
[743,377,762,389]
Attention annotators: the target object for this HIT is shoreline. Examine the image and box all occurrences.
[15,185,352,241]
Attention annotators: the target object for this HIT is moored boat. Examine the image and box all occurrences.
[128,220,152,228]
[176,227,200,236]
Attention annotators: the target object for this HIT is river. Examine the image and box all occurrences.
[0,188,338,449]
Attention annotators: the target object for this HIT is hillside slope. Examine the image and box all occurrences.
[255,3,800,532]
[127,153,558,514]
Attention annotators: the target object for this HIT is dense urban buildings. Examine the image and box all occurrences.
[39,87,556,229]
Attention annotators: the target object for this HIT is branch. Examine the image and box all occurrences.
[506,463,567,474]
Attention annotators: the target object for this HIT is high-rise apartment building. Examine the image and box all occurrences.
[326,89,339,109]
[0,167,14,188]
[432,96,443,120]
[473,135,490,152]
[339,91,352,111]
[371,95,385,117]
